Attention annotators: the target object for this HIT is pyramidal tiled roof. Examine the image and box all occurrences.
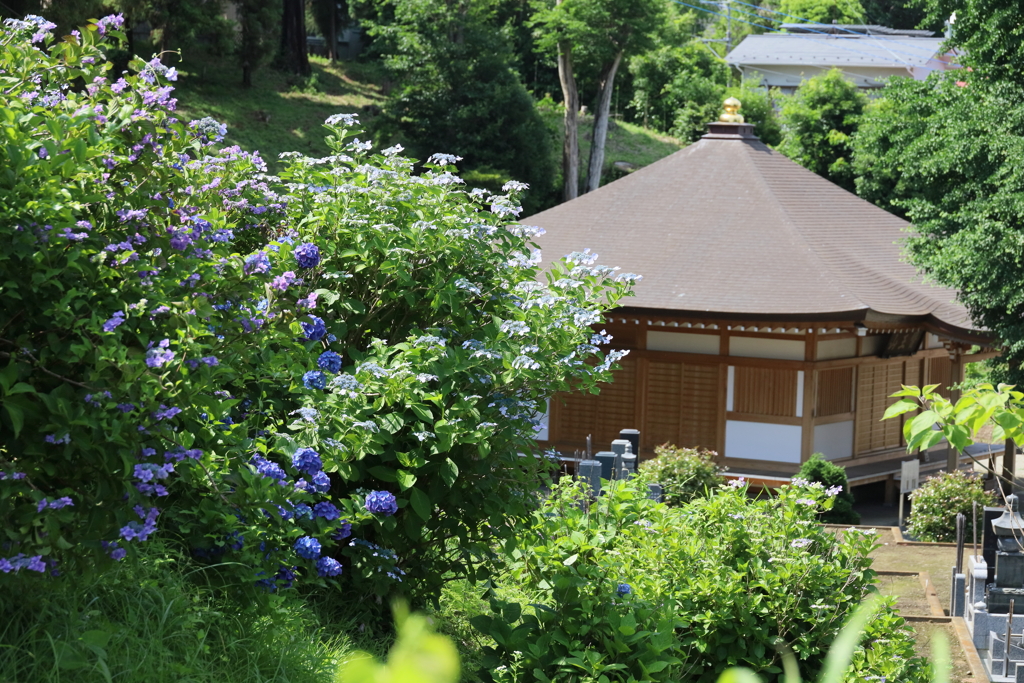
[527,123,983,338]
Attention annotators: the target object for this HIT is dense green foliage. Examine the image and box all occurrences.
[907,470,994,542]
[852,75,1024,382]
[779,68,867,192]
[0,543,349,683]
[0,19,634,604]
[636,443,723,506]
[367,0,558,212]
[779,0,865,24]
[473,478,928,683]
[796,454,859,524]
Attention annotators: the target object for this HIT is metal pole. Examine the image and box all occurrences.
[898,491,904,528]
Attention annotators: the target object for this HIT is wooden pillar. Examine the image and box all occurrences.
[800,331,817,462]
[946,347,963,473]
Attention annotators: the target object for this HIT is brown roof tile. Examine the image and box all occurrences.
[527,124,981,337]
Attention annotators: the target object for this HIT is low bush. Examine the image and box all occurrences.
[795,454,859,524]
[908,470,995,542]
[637,443,723,506]
[473,479,929,683]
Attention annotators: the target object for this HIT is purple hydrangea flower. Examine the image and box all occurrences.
[297,292,318,309]
[294,243,321,269]
[291,447,322,475]
[365,491,398,516]
[294,536,321,560]
[271,271,296,291]
[313,501,341,521]
[145,339,175,368]
[103,311,125,332]
[244,251,271,275]
[316,556,343,577]
[302,370,327,390]
[152,405,182,421]
[317,351,343,373]
[301,315,326,341]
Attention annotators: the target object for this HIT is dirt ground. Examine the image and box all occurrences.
[870,541,958,609]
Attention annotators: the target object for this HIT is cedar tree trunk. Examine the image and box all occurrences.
[583,50,624,194]
[279,0,311,76]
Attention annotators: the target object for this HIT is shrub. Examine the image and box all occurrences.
[0,16,636,604]
[637,443,723,506]
[796,454,860,524]
[473,478,928,683]
[907,470,995,542]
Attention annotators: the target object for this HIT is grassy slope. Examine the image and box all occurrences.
[171,53,684,185]
[173,54,387,173]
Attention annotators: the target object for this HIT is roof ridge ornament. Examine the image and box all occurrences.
[719,97,745,123]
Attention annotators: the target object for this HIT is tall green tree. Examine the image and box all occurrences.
[628,41,727,137]
[779,0,865,24]
[366,0,558,211]
[850,0,1024,383]
[533,0,664,198]
[778,68,866,192]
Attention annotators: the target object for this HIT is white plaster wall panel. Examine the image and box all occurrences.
[813,421,854,461]
[725,421,802,463]
[927,333,943,349]
[796,371,804,417]
[647,331,720,355]
[860,335,885,357]
[726,366,735,411]
[817,338,858,361]
[729,336,805,361]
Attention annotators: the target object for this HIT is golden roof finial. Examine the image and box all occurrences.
[719,97,744,123]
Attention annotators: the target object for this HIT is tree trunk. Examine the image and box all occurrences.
[557,38,580,202]
[583,50,624,194]
[279,0,311,76]
[329,1,336,61]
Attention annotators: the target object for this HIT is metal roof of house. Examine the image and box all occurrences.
[726,33,946,68]
[526,123,983,339]
[779,23,936,37]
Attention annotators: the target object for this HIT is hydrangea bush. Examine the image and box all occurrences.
[474,479,928,683]
[0,17,636,600]
[907,470,995,542]
[636,443,723,506]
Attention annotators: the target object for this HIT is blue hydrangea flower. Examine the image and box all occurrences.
[293,503,313,520]
[311,471,331,493]
[291,447,322,475]
[244,251,271,275]
[301,315,327,341]
[313,501,341,521]
[332,521,352,540]
[317,350,343,373]
[250,455,286,482]
[316,556,343,577]
[294,243,321,269]
[616,583,632,596]
[102,311,125,332]
[302,370,327,390]
[365,491,398,516]
[294,536,321,560]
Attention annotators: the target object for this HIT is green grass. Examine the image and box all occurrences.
[0,545,356,683]
[536,103,685,188]
[172,53,388,173]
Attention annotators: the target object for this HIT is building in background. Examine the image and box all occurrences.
[726,24,959,93]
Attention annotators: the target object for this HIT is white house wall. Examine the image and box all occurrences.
[813,421,854,461]
[647,331,719,354]
[725,421,802,463]
[816,337,858,360]
[729,336,805,360]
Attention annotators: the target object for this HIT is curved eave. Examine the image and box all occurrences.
[608,304,994,345]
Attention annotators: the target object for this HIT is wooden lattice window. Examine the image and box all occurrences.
[556,357,638,447]
[733,366,798,417]
[856,362,904,452]
[817,367,853,417]
[643,361,720,452]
